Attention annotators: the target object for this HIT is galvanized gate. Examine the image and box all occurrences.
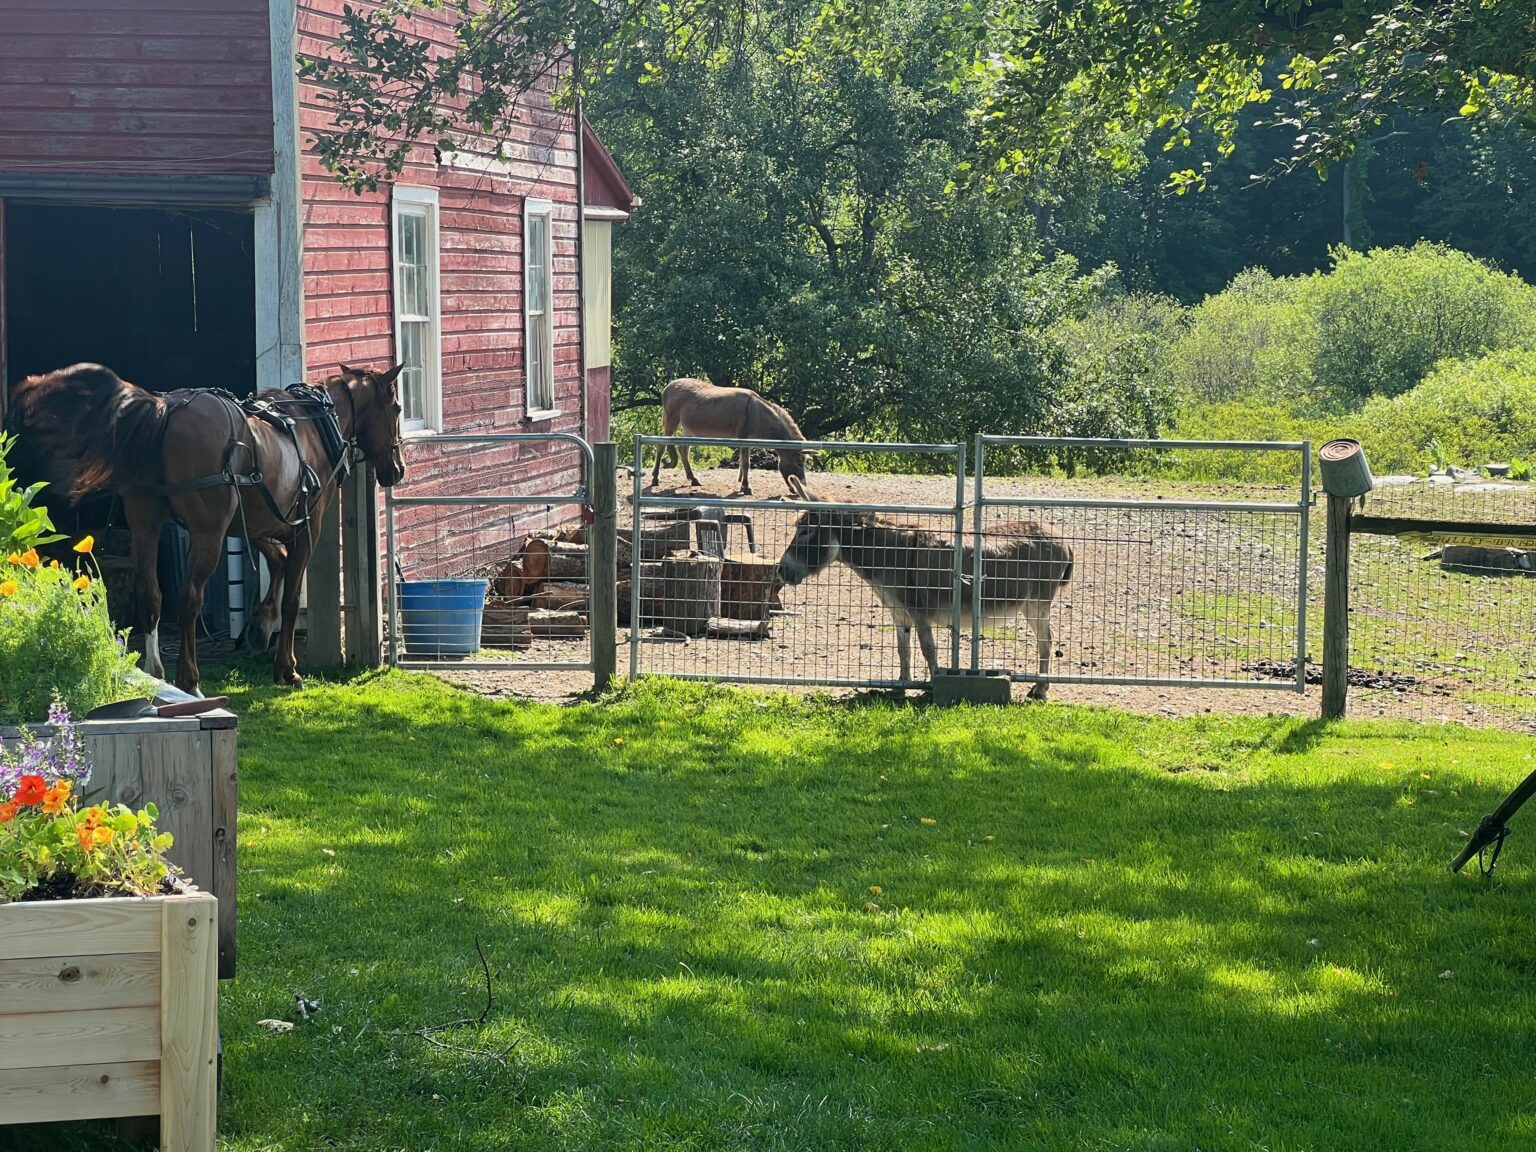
[973,436,1312,692]
[385,433,597,675]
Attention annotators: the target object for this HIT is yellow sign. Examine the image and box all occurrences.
[1401,533,1536,551]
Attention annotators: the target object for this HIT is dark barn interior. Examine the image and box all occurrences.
[3,203,258,644]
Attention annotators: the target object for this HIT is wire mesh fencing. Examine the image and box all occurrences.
[629,437,967,688]
[1339,476,1536,729]
[385,434,596,672]
[974,437,1312,692]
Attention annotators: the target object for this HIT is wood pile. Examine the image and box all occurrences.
[480,519,785,648]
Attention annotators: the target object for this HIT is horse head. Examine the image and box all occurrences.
[336,363,407,487]
[778,475,853,586]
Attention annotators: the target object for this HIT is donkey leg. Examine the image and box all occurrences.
[124,499,169,681]
[739,450,752,496]
[1025,602,1053,700]
[680,444,700,486]
[174,531,226,697]
[914,619,941,681]
[895,620,913,682]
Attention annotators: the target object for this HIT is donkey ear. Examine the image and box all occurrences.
[787,475,810,500]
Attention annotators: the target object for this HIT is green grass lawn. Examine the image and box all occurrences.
[10,670,1536,1151]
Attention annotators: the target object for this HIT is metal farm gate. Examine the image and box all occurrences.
[385,433,606,679]
[627,434,1312,695]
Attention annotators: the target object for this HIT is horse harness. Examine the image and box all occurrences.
[148,384,356,533]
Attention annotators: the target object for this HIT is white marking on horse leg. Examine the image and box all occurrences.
[144,626,164,680]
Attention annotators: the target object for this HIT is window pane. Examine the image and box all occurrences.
[400,322,424,422]
[527,215,549,313]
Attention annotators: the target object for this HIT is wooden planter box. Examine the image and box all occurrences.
[0,893,218,1149]
[1,709,238,979]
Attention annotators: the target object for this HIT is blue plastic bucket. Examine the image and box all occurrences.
[396,579,489,657]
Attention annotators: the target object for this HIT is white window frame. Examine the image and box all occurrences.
[523,197,558,420]
[391,185,442,435]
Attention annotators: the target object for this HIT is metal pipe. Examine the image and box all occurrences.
[396,661,595,673]
[977,435,1309,452]
[386,494,588,508]
[951,439,966,670]
[640,495,959,515]
[1006,674,1299,691]
[385,490,398,666]
[636,671,932,690]
[630,435,644,681]
[637,434,962,455]
[1297,442,1313,694]
[978,496,1306,514]
[971,434,985,670]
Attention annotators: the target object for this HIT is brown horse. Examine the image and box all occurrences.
[650,377,813,495]
[6,362,405,693]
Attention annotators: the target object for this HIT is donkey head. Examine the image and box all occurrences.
[776,447,813,487]
[337,363,407,487]
[778,475,857,586]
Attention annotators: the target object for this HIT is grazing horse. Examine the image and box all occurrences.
[6,362,405,694]
[650,377,813,495]
[776,477,1073,695]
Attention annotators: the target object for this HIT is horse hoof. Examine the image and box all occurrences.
[275,671,304,688]
[1026,684,1048,701]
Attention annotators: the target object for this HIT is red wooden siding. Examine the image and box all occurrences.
[0,0,273,174]
[298,0,593,579]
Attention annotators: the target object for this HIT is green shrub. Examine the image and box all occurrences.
[0,433,136,725]
[1309,243,1536,403]
[1167,269,1320,407]
[1166,398,1335,484]
[1354,350,1536,474]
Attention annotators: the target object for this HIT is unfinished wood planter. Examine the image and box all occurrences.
[0,710,238,979]
[0,893,218,1149]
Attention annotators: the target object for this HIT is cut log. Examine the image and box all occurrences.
[719,555,781,621]
[636,562,664,625]
[616,580,632,626]
[631,519,692,561]
[527,609,588,638]
[659,552,722,637]
[480,601,532,649]
[520,538,588,582]
[494,559,533,601]
[706,617,772,640]
[531,583,590,612]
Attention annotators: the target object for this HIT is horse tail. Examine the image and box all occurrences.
[6,364,169,502]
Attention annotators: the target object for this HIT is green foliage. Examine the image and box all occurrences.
[0,430,62,555]
[1166,269,1319,406]
[0,433,136,723]
[1309,243,1536,403]
[1353,350,1536,474]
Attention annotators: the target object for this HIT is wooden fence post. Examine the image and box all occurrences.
[342,467,381,666]
[590,442,618,691]
[1322,492,1352,720]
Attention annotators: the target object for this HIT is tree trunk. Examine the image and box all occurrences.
[659,552,722,637]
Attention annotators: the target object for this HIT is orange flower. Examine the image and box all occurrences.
[17,549,39,569]
[0,800,19,824]
[42,781,71,815]
[72,575,91,592]
[49,560,60,570]
[4,552,18,565]
[76,823,96,851]
[0,580,16,598]
[14,775,47,807]
[73,535,94,554]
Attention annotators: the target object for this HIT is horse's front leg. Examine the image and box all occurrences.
[246,540,286,652]
[273,532,313,687]
[173,528,228,697]
[124,498,168,681]
[680,444,700,486]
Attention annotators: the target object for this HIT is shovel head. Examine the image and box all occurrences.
[85,697,156,720]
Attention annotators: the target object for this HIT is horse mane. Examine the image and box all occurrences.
[7,364,170,501]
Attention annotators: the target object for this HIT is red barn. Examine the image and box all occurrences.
[0,0,632,659]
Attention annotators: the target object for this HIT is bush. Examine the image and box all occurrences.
[0,433,135,725]
[1309,243,1536,403]
[1167,269,1320,407]
[1354,350,1536,474]
[1165,398,1335,485]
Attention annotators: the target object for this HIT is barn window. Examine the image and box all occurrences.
[524,199,556,418]
[391,186,441,433]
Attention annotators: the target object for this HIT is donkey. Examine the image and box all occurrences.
[650,377,813,495]
[776,477,1074,695]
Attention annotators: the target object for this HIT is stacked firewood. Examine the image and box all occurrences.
[480,519,786,648]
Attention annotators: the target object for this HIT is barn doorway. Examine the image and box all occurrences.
[3,203,255,393]
[2,201,258,648]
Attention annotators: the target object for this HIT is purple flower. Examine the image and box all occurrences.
[0,698,92,800]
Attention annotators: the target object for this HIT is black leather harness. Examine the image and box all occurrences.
[143,384,355,532]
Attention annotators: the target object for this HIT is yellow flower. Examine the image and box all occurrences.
[4,552,18,565]
[18,549,39,568]
[919,817,938,826]
[92,825,115,846]
[868,885,883,896]
[72,575,91,592]
[73,535,95,554]
[0,580,16,598]
[49,560,60,569]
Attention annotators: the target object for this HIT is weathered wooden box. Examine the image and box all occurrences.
[0,893,218,1149]
[0,711,237,979]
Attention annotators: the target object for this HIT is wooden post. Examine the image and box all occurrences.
[660,553,722,636]
[591,442,618,691]
[1322,492,1351,720]
[342,467,381,666]
[159,895,218,1152]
